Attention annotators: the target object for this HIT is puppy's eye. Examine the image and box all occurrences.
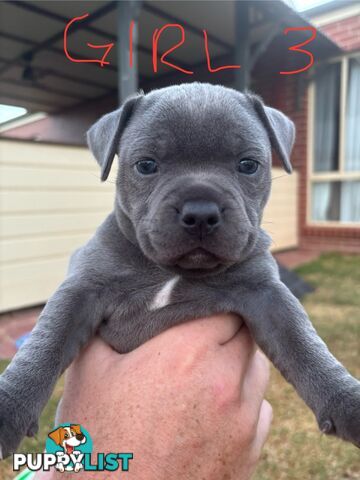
[135,159,158,175]
[64,433,69,438]
[237,159,259,175]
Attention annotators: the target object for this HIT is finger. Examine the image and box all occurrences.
[73,336,120,372]
[81,335,112,357]
[241,350,270,416]
[216,325,257,383]
[177,313,244,346]
[251,399,273,458]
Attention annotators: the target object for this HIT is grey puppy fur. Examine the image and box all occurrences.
[0,83,359,459]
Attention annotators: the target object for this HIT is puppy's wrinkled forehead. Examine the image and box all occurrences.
[127,84,269,159]
[87,82,294,181]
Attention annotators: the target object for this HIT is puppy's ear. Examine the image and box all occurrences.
[71,424,82,435]
[48,427,62,445]
[87,93,142,181]
[247,94,295,174]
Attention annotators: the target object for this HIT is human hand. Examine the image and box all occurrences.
[36,314,272,479]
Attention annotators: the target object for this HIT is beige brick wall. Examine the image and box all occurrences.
[0,139,115,312]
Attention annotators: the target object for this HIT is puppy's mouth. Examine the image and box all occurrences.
[65,444,74,455]
[176,248,221,270]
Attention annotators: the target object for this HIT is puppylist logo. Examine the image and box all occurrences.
[13,423,133,474]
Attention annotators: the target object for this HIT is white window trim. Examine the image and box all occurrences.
[307,52,360,228]
[311,4,360,28]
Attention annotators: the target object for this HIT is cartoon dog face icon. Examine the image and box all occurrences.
[48,424,86,454]
[48,424,86,472]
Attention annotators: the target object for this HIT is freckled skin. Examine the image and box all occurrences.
[0,83,359,458]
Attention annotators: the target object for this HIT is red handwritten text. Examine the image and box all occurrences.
[280,27,316,75]
[64,13,114,67]
[64,13,317,75]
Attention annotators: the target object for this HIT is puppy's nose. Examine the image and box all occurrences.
[76,434,84,441]
[180,200,221,238]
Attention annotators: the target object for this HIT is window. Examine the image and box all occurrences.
[309,55,360,224]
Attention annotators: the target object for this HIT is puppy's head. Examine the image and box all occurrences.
[87,83,295,275]
[48,424,86,453]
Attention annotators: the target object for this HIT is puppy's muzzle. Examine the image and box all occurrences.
[179,199,222,239]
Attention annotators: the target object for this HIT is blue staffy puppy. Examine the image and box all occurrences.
[0,83,359,457]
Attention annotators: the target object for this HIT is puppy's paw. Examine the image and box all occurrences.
[0,389,39,459]
[56,463,65,472]
[74,463,83,472]
[318,381,360,447]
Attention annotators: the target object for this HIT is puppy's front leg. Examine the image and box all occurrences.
[0,276,107,458]
[237,282,360,446]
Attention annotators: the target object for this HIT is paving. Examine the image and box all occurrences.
[0,306,42,359]
[274,248,321,269]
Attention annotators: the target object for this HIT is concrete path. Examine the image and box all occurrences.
[0,307,41,359]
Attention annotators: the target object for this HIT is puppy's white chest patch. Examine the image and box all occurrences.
[150,276,180,311]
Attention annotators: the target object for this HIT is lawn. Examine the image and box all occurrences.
[0,253,359,479]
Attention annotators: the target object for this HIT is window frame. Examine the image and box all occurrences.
[307,52,360,227]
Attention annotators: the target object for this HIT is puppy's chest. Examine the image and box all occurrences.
[99,273,236,352]
[110,275,190,318]
[148,276,182,310]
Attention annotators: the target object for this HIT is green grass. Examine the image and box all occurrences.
[1,253,359,479]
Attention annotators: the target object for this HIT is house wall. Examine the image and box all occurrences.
[271,76,359,254]
[299,7,360,252]
[312,3,360,51]
[0,139,115,312]
[319,14,360,51]
[0,138,298,312]
[254,7,360,254]
[262,167,299,252]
